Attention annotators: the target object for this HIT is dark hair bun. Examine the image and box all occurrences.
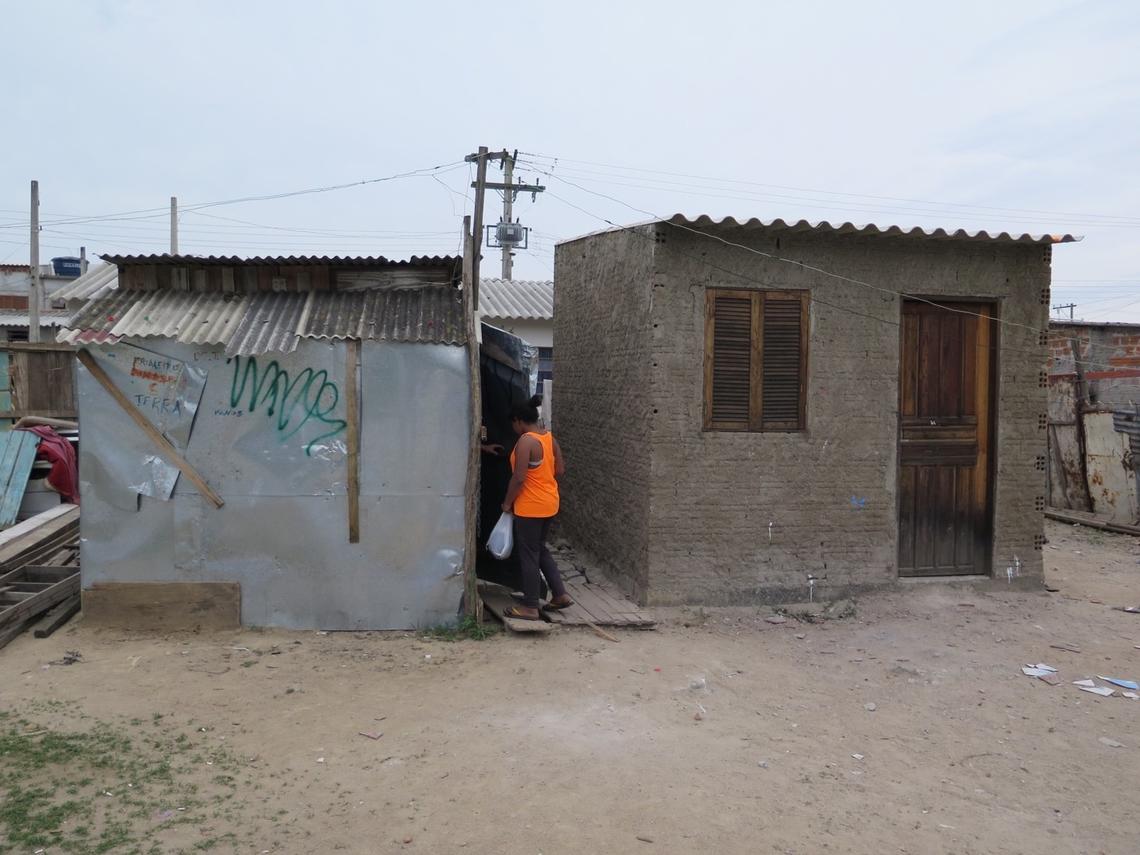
[528,394,543,408]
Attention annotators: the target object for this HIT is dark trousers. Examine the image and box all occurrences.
[514,515,567,609]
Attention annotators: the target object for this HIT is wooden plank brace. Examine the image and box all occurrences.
[345,339,361,543]
[76,350,224,509]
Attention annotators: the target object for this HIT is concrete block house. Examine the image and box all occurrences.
[554,216,1077,606]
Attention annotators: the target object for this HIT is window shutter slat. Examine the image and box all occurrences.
[710,295,752,425]
[761,296,803,428]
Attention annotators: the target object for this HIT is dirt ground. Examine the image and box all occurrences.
[2,519,1139,855]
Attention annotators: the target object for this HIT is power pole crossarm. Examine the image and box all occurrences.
[472,182,546,193]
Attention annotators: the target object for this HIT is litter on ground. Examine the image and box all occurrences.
[1097,676,1139,691]
[1080,686,1116,697]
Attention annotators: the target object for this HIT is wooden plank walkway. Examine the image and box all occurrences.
[479,584,553,634]
[544,577,655,629]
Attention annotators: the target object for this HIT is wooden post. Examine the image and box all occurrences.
[470,147,489,312]
[346,338,360,543]
[462,216,483,621]
[29,181,41,343]
[170,196,178,254]
[1071,336,1093,512]
[76,350,224,509]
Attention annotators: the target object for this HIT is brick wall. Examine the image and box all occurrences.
[1048,323,1140,410]
[553,227,656,601]
[645,228,1051,604]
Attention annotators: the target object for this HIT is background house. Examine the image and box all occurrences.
[1046,320,1140,525]
[479,278,553,392]
[554,215,1075,606]
[59,254,472,630]
[0,260,82,344]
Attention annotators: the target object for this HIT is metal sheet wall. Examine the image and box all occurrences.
[78,338,469,629]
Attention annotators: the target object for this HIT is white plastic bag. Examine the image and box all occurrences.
[487,512,514,559]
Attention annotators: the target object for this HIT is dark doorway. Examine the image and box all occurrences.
[898,300,996,577]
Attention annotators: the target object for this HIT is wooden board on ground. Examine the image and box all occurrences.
[82,582,240,631]
[33,594,81,638]
[1044,508,1140,537]
[480,585,553,634]
[544,577,655,629]
[0,567,80,650]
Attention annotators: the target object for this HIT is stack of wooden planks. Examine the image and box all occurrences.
[0,504,80,649]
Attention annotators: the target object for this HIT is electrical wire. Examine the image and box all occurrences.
[519,152,1140,226]
[0,161,468,230]
[533,176,1140,373]
[519,160,1136,234]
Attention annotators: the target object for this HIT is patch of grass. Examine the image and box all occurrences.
[422,614,499,641]
[0,711,251,854]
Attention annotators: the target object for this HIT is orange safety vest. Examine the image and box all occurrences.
[510,431,560,518]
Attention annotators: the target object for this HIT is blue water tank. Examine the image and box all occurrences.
[51,257,82,278]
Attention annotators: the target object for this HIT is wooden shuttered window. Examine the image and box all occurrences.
[703,289,808,431]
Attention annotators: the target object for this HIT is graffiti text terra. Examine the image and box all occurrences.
[226,356,347,456]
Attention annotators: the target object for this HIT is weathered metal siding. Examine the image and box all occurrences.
[77,337,468,629]
[1081,411,1138,524]
[1047,323,1140,521]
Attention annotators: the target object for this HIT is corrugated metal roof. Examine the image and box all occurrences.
[300,287,465,345]
[52,263,119,303]
[101,253,461,268]
[0,310,70,327]
[227,293,308,357]
[58,286,466,352]
[479,278,553,321]
[562,215,1081,246]
[58,290,250,347]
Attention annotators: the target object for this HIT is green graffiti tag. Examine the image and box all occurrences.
[227,356,347,456]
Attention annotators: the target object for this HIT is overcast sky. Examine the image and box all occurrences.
[2,1,1138,319]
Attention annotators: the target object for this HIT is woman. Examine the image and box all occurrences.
[500,394,573,620]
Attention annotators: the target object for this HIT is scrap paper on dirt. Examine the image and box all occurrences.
[83,344,207,499]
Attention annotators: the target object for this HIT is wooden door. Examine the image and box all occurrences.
[898,301,995,576]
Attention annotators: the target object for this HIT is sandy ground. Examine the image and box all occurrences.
[2,518,1139,855]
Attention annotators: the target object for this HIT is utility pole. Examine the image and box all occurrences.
[29,180,41,343]
[1053,302,1076,320]
[501,152,514,279]
[170,196,179,254]
[466,148,545,290]
[80,246,88,275]
[466,147,489,311]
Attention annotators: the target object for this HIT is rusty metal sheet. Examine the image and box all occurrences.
[1084,412,1138,524]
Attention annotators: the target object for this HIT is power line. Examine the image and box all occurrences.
[0,161,468,230]
[537,167,1056,336]
[518,160,1131,232]
[519,151,1140,226]
[534,174,1140,374]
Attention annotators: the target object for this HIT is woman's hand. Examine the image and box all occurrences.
[481,443,505,456]
[501,502,512,514]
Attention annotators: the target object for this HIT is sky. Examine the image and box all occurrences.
[1,0,1138,319]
